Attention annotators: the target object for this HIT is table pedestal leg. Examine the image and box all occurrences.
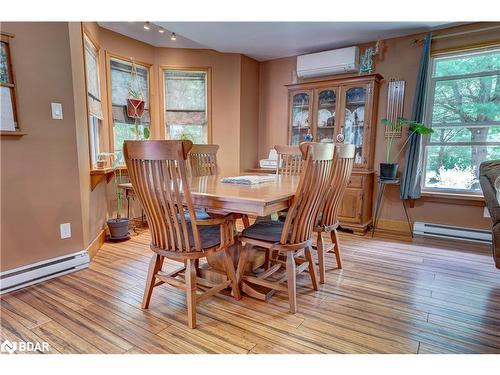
[236,241,277,301]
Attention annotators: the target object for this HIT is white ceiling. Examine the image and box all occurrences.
[99,22,456,61]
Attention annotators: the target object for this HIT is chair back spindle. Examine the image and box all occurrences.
[189,144,219,177]
[280,142,335,244]
[274,145,304,176]
[124,140,203,254]
[318,144,355,228]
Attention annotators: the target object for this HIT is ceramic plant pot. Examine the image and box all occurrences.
[126,98,145,119]
[380,163,399,180]
[107,218,129,240]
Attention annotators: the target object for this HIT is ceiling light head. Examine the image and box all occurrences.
[158,27,165,34]
[143,22,150,30]
[170,32,177,41]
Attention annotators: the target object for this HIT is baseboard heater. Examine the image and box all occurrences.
[413,222,492,244]
[0,250,89,295]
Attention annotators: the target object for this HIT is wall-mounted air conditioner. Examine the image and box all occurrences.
[297,46,359,79]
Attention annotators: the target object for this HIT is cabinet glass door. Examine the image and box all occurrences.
[290,92,311,145]
[342,86,366,164]
[315,89,337,142]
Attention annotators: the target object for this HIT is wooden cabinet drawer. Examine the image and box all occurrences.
[347,175,363,188]
[339,188,363,223]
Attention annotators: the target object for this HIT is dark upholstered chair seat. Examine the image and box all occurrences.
[177,209,211,223]
[187,222,221,250]
[169,211,219,250]
[241,220,287,242]
[185,209,211,222]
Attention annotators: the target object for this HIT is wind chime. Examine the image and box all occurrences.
[126,58,146,139]
[385,79,406,138]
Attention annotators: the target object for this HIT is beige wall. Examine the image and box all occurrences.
[92,26,248,176]
[154,45,243,175]
[258,23,500,230]
[2,22,497,273]
[240,55,260,172]
[1,22,260,272]
[81,24,259,247]
[1,22,85,271]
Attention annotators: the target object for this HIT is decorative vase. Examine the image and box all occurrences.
[107,218,130,240]
[304,132,313,142]
[380,163,399,180]
[96,160,106,169]
[126,98,145,119]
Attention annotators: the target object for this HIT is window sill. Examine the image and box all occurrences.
[89,166,128,191]
[1,130,27,137]
[90,167,114,175]
[419,190,485,206]
[90,168,115,191]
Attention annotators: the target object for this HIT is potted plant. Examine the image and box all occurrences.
[96,155,106,169]
[126,88,145,120]
[126,60,145,120]
[107,153,130,240]
[96,152,114,169]
[380,117,434,180]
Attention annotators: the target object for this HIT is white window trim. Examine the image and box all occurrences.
[421,46,500,195]
[83,34,103,168]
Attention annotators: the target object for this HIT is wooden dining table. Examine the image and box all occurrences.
[119,174,299,217]
[119,174,300,300]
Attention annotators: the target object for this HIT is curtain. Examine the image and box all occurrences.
[400,32,432,199]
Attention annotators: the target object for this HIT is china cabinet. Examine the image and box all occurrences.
[287,74,383,234]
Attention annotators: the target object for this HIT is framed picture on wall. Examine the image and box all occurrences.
[1,32,20,132]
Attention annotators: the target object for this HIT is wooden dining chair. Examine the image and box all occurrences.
[189,143,250,228]
[274,145,304,176]
[123,140,240,329]
[238,142,335,313]
[188,144,219,177]
[314,143,355,283]
[273,145,305,222]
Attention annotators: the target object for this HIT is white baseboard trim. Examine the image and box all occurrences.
[0,250,89,295]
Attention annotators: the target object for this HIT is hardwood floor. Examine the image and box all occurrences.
[2,226,500,354]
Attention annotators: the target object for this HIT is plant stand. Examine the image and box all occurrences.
[371,178,413,238]
[119,182,146,234]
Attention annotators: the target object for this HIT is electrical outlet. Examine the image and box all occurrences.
[60,223,71,239]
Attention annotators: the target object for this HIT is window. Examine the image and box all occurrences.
[423,47,500,193]
[163,68,209,143]
[110,57,150,163]
[0,34,19,132]
[83,34,103,168]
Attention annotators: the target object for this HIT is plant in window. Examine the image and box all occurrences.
[126,59,146,140]
[96,152,114,169]
[106,153,130,241]
[381,117,433,180]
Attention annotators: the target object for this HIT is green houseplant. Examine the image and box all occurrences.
[380,117,434,180]
[126,59,145,120]
[126,87,145,119]
[105,153,130,240]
